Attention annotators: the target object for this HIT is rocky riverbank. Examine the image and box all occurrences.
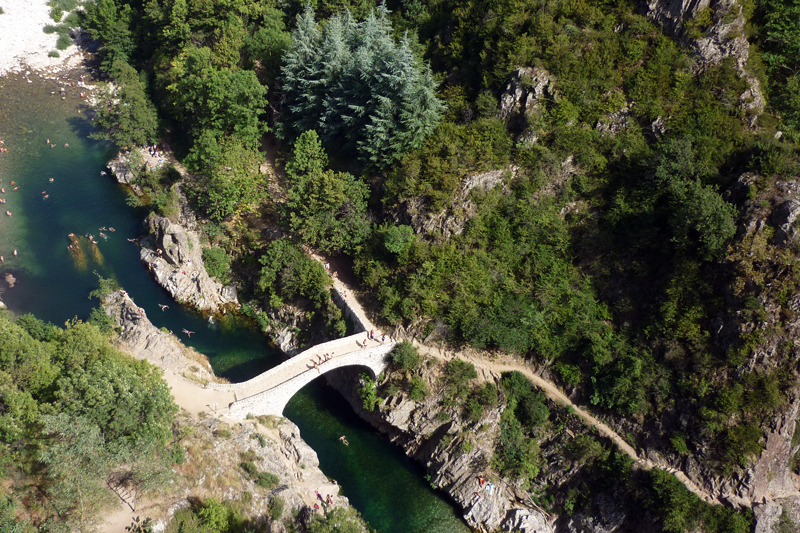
[101,289,363,532]
[139,215,239,314]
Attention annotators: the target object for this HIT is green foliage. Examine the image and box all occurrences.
[359,373,381,412]
[491,405,540,486]
[284,130,371,252]
[281,6,444,168]
[408,375,429,401]
[268,496,284,520]
[202,247,231,280]
[84,0,135,71]
[648,469,753,533]
[257,239,332,311]
[187,134,265,221]
[441,359,477,399]
[307,506,369,533]
[390,342,421,371]
[88,271,119,300]
[256,471,279,488]
[91,61,159,149]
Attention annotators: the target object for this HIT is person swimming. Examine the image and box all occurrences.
[5,211,11,217]
[49,177,54,182]
[13,250,17,256]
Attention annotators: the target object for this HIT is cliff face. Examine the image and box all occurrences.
[324,364,555,533]
[642,0,764,124]
[140,215,239,313]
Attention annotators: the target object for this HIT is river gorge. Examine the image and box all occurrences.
[0,69,470,533]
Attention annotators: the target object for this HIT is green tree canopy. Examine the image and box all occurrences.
[280,6,444,168]
[284,130,371,252]
[91,61,160,148]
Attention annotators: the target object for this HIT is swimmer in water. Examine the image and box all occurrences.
[49,177,54,182]
[99,232,106,238]
[43,195,49,199]
[13,250,17,256]
[12,187,18,191]
[5,211,11,217]
[109,227,115,232]
[1,187,4,193]
[64,143,69,148]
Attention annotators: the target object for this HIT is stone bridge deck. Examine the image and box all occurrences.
[207,273,395,418]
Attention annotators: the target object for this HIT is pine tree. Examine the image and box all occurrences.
[280,6,443,168]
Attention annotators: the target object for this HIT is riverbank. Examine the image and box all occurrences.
[0,0,85,77]
[100,289,355,532]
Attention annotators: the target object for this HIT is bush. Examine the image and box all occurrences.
[56,33,71,50]
[391,342,422,371]
[268,496,284,520]
[202,247,231,280]
[256,472,279,488]
[240,461,258,478]
[442,360,477,397]
[408,376,429,401]
[48,50,60,58]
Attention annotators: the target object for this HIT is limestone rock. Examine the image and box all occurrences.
[103,289,217,383]
[141,215,238,313]
[324,363,554,533]
[500,67,555,144]
[501,508,553,533]
[402,167,516,240]
[107,153,142,193]
[770,199,800,243]
[643,0,764,123]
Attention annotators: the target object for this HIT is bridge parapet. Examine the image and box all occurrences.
[207,332,377,392]
[226,342,395,418]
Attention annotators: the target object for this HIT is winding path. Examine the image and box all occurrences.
[413,344,720,504]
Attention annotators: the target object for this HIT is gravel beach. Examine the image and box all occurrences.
[0,0,82,76]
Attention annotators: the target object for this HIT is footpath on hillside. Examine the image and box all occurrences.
[319,260,722,505]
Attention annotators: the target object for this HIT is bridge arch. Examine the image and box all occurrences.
[225,342,394,419]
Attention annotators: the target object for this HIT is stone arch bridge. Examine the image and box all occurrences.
[209,337,395,418]
[206,276,395,418]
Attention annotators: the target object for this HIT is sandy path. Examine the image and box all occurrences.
[411,343,721,504]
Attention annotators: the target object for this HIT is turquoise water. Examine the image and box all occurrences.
[0,73,470,533]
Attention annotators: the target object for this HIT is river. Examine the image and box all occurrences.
[0,71,470,533]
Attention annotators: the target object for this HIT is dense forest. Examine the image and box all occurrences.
[9,0,800,530]
[0,311,177,532]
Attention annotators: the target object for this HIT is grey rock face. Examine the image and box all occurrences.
[107,153,142,193]
[500,67,555,145]
[403,167,516,240]
[103,289,217,382]
[643,0,764,123]
[324,366,554,533]
[141,216,238,313]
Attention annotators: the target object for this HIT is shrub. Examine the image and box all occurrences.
[48,50,60,58]
[240,461,258,478]
[203,247,231,280]
[268,496,284,520]
[408,376,429,401]
[391,342,421,371]
[56,33,71,50]
[256,472,279,488]
[442,360,477,397]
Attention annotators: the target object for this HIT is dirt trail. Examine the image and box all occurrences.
[317,267,723,506]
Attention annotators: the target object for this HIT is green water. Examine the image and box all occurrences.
[0,73,470,533]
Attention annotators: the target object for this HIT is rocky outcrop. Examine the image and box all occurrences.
[107,152,143,193]
[643,0,765,125]
[324,363,555,533]
[103,289,218,384]
[500,67,556,145]
[140,215,238,314]
[103,289,364,532]
[403,167,517,240]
